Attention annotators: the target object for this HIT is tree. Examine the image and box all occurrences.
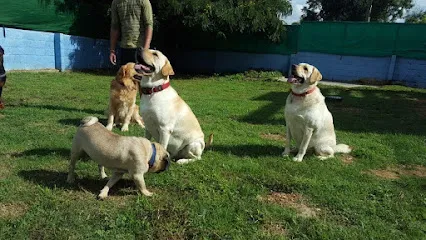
[152,0,292,42]
[405,9,426,23]
[301,0,413,22]
[39,0,292,42]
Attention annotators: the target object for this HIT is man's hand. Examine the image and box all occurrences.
[109,51,117,65]
[109,27,120,65]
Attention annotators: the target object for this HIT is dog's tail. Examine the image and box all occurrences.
[205,133,214,149]
[80,116,99,127]
[332,144,351,154]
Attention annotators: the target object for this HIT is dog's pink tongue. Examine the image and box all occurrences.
[134,64,150,71]
[287,75,297,83]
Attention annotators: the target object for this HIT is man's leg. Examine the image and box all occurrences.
[0,78,5,110]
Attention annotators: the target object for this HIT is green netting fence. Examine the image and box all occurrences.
[0,0,111,39]
[1,0,426,59]
[298,22,426,60]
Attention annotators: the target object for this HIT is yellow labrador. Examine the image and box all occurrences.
[134,48,212,164]
[283,63,351,162]
[68,116,170,199]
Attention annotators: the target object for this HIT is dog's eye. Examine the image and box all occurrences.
[304,67,308,71]
[153,52,158,57]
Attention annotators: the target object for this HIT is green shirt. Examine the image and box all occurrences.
[111,0,153,48]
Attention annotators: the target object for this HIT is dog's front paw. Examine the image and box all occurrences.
[120,125,129,132]
[97,190,109,200]
[292,155,304,162]
[176,159,196,165]
[106,124,113,131]
[142,190,153,197]
[97,193,108,200]
[282,149,291,157]
[318,155,333,161]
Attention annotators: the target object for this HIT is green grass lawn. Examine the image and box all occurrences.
[0,71,425,239]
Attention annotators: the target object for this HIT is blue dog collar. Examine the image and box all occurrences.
[149,143,170,171]
[148,143,156,168]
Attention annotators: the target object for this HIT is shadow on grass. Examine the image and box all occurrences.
[321,87,426,136]
[10,102,104,116]
[11,148,70,158]
[58,117,108,127]
[240,87,426,136]
[212,144,283,157]
[18,169,136,196]
[239,91,287,125]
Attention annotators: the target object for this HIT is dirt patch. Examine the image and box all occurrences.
[368,169,400,179]
[340,154,355,164]
[0,161,12,180]
[366,165,426,179]
[262,222,287,236]
[260,133,285,141]
[260,192,320,218]
[0,202,29,219]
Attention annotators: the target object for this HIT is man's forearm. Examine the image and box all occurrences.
[143,26,153,49]
[110,28,120,51]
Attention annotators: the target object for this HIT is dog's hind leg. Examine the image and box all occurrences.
[121,107,134,132]
[176,142,203,165]
[98,171,124,200]
[315,145,334,160]
[98,165,108,179]
[293,128,313,162]
[135,118,145,128]
[67,143,83,183]
[132,106,145,129]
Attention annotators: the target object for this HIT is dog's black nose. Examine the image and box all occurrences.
[292,64,297,70]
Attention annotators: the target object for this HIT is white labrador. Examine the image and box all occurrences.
[283,63,351,162]
[134,48,212,164]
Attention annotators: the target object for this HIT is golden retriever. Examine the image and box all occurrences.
[106,63,144,132]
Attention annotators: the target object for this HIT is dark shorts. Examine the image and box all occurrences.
[0,75,5,96]
[119,48,137,65]
[0,73,5,85]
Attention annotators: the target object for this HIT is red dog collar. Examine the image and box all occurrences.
[291,88,316,97]
[141,82,170,95]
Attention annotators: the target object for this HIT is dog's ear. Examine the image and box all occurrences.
[116,65,136,88]
[117,65,127,80]
[310,67,322,84]
[122,64,129,78]
[161,60,175,76]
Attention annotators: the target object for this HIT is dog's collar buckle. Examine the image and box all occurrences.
[291,87,316,97]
